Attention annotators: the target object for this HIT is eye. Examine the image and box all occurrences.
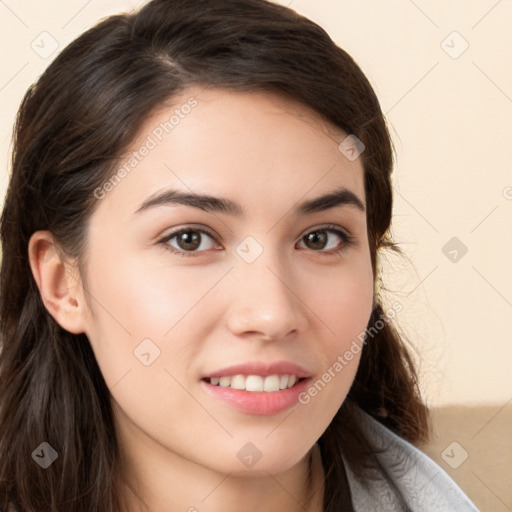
[158,227,220,256]
[297,226,354,253]
[157,225,354,258]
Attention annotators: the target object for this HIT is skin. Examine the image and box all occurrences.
[29,86,375,512]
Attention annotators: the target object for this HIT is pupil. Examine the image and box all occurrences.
[179,231,200,250]
[306,232,327,250]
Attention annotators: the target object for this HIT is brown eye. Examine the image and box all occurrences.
[176,231,201,251]
[297,228,351,253]
[304,231,328,250]
[162,228,218,254]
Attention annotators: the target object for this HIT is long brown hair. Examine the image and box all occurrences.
[0,0,429,510]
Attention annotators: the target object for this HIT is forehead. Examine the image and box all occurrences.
[93,86,366,221]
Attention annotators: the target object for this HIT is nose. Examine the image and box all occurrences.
[225,254,309,341]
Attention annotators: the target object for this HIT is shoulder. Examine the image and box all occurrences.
[343,407,480,512]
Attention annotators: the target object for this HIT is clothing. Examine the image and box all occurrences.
[344,408,480,511]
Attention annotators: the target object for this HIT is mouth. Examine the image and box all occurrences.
[200,361,312,415]
[202,374,306,392]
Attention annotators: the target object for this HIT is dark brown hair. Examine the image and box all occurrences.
[0,0,429,510]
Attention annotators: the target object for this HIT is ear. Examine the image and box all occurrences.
[28,230,88,335]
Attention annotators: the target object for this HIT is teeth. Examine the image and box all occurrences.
[230,374,246,390]
[207,374,301,392]
[245,375,263,392]
[263,375,280,392]
[219,376,231,387]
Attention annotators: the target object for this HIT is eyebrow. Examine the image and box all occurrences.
[133,186,365,217]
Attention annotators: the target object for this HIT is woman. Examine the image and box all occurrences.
[0,0,479,510]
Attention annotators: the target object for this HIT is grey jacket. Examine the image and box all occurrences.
[345,409,480,511]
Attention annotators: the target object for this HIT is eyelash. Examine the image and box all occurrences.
[157,224,355,258]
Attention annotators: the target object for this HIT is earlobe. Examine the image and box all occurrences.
[28,230,88,335]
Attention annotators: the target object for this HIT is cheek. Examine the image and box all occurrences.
[294,262,372,428]
[88,247,212,329]
[316,278,373,329]
[304,255,374,345]
[82,254,224,444]
[297,255,374,412]
[82,251,229,382]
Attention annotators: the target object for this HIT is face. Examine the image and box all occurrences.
[79,86,374,479]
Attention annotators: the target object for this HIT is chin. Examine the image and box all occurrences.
[201,437,314,477]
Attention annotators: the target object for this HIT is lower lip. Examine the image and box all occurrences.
[201,378,311,415]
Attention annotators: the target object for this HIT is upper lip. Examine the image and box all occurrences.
[202,361,312,379]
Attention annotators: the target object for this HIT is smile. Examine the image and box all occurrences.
[204,374,301,392]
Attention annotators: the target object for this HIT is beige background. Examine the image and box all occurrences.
[0,2,511,509]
